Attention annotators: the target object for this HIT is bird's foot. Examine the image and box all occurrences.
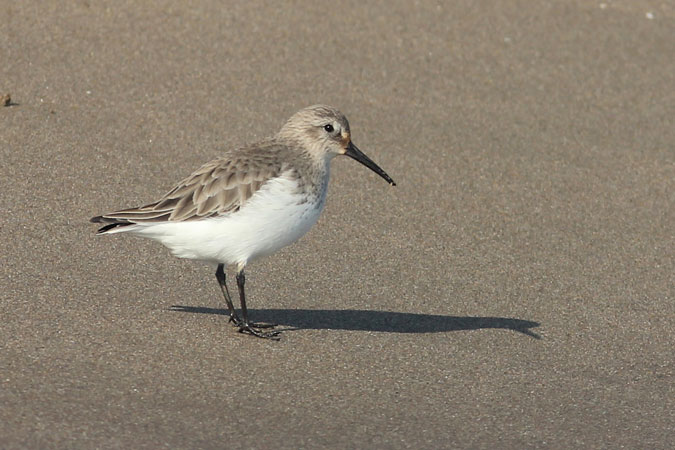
[248,321,277,328]
[228,315,276,329]
[238,323,281,340]
[228,314,243,326]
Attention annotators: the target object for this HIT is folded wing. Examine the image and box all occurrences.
[91,151,282,233]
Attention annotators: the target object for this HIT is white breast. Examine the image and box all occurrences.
[132,171,328,266]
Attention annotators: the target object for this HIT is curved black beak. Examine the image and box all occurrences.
[344,142,396,186]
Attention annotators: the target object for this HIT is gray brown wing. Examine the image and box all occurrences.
[95,154,282,225]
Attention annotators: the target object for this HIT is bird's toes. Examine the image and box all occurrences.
[238,324,281,340]
[248,321,277,329]
[228,314,243,326]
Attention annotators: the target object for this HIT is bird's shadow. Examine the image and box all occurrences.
[169,306,541,339]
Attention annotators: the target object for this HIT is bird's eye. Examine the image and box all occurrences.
[323,124,334,133]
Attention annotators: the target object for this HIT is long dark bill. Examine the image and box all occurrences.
[345,142,396,186]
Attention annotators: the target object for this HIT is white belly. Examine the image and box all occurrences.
[132,173,327,266]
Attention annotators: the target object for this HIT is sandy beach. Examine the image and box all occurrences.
[1,1,673,448]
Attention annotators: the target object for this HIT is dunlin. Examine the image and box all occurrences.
[91,105,395,339]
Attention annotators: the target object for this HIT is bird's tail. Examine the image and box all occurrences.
[90,215,136,234]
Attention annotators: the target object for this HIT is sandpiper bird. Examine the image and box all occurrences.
[91,105,395,339]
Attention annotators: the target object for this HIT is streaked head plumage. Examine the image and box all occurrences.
[278,105,352,157]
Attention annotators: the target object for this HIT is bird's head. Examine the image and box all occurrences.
[279,105,396,186]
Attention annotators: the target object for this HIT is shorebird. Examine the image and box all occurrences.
[91,105,395,339]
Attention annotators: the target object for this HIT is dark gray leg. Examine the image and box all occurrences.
[235,269,280,340]
[215,264,242,326]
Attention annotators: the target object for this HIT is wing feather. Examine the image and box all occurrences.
[95,143,287,226]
